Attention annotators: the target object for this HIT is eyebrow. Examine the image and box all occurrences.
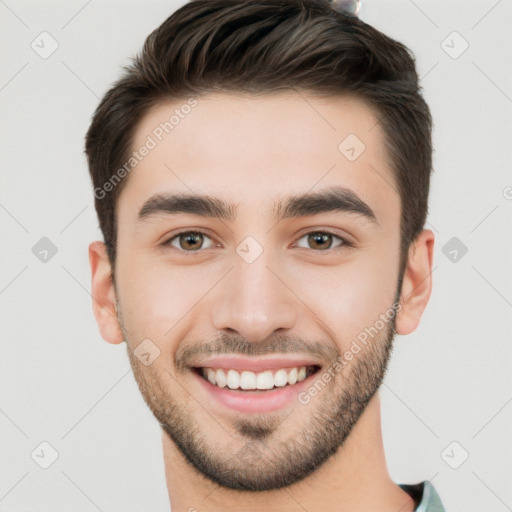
[137,186,378,225]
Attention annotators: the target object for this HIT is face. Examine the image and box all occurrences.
[107,92,406,490]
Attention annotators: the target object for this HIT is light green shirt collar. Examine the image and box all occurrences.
[398,480,445,512]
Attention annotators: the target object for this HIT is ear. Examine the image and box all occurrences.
[395,229,435,335]
[89,241,124,345]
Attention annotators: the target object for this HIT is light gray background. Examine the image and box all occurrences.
[1,0,511,510]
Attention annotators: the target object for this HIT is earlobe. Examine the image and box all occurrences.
[88,241,124,345]
[395,229,435,336]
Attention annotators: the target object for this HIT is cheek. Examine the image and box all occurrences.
[115,258,176,336]
[292,252,398,349]
[115,256,218,343]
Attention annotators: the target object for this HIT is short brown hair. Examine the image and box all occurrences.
[85,0,433,279]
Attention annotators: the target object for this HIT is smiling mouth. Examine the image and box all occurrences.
[193,365,321,392]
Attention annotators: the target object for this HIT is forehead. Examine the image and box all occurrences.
[119,91,399,226]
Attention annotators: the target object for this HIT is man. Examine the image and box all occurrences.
[85,0,445,510]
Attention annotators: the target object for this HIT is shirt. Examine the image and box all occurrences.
[398,481,445,511]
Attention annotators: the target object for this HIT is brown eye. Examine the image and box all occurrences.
[308,232,332,250]
[295,231,347,251]
[164,231,214,252]
[179,232,203,250]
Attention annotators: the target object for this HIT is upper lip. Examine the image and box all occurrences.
[193,356,321,372]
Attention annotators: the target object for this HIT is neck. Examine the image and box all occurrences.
[161,392,416,512]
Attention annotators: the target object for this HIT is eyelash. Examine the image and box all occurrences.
[160,229,353,254]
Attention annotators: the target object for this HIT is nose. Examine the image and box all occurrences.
[211,252,298,344]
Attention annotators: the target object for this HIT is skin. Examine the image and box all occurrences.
[89,91,434,512]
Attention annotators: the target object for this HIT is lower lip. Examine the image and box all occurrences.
[192,368,319,414]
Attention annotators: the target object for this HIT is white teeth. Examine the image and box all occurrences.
[206,368,216,385]
[200,365,313,390]
[227,369,240,389]
[215,369,227,388]
[273,369,288,387]
[256,370,274,390]
[240,371,256,389]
